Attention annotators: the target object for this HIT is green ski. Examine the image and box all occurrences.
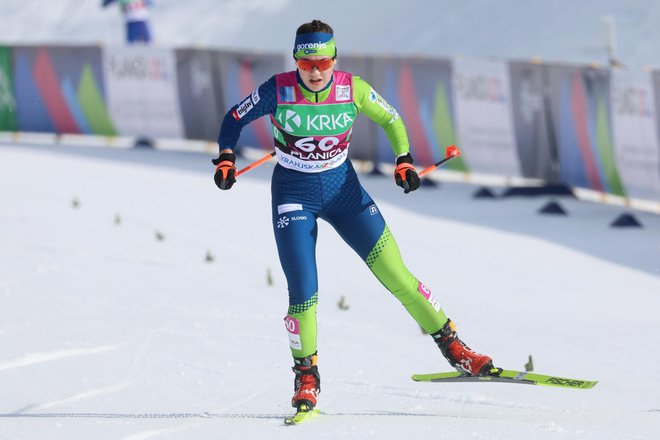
[412,369,597,389]
[284,405,321,425]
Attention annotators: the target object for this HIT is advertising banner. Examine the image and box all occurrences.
[0,46,17,131]
[546,65,624,194]
[214,51,284,151]
[3,41,659,203]
[452,56,521,176]
[175,48,224,142]
[610,69,660,199]
[13,45,115,135]
[369,56,458,168]
[103,46,183,138]
[508,62,555,180]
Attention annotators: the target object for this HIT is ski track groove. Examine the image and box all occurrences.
[29,382,133,411]
[335,380,553,411]
[0,345,121,371]
[0,411,493,419]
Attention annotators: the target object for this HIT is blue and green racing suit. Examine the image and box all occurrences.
[218,69,449,358]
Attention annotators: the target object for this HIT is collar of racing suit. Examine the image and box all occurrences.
[295,70,334,103]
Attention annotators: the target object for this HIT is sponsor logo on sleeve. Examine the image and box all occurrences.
[369,88,399,121]
[232,89,260,120]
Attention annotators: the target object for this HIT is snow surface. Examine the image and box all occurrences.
[1,143,660,439]
[0,144,660,440]
[2,0,660,68]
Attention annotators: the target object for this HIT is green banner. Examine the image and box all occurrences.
[0,46,18,131]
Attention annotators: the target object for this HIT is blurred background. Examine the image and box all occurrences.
[2,0,660,206]
[0,0,657,66]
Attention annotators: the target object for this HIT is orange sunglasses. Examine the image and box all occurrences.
[296,57,336,72]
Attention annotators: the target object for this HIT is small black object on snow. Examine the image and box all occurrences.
[155,231,165,241]
[611,212,643,228]
[369,164,385,176]
[502,183,575,198]
[473,187,496,199]
[421,178,438,188]
[539,200,568,215]
[133,136,154,149]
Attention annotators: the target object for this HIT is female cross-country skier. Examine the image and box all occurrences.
[212,19,497,415]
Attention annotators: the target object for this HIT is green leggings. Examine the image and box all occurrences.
[286,225,448,358]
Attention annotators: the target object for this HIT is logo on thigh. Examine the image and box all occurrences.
[277,216,290,228]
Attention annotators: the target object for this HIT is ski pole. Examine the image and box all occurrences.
[233,145,458,178]
[418,145,461,177]
[235,151,276,177]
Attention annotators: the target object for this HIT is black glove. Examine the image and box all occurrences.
[212,152,237,190]
[394,153,420,194]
